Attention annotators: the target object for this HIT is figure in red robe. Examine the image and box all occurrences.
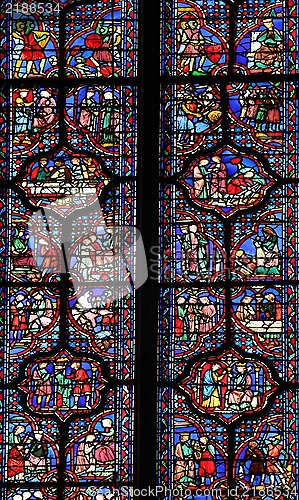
[94,417,115,464]
[68,362,92,409]
[17,20,49,76]
[7,425,28,480]
[194,436,216,485]
[210,155,227,202]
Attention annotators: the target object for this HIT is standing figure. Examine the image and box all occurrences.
[244,440,266,485]
[240,87,259,125]
[14,89,35,137]
[193,436,216,486]
[200,361,227,409]
[188,225,209,278]
[32,362,53,410]
[112,25,122,67]
[265,87,282,132]
[79,89,99,133]
[255,87,268,133]
[12,22,26,77]
[197,295,217,333]
[174,296,188,341]
[68,361,92,409]
[10,292,29,347]
[18,20,49,76]
[100,91,120,145]
[55,359,73,408]
[264,436,288,486]
[210,156,227,203]
[174,432,195,486]
[180,225,191,277]
[192,160,209,199]
[177,90,195,144]
[178,18,205,74]
[187,295,200,341]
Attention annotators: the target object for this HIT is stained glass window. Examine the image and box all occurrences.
[159,0,299,498]
[1,1,137,498]
[2,0,299,498]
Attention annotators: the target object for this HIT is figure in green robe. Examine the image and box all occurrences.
[55,363,73,408]
[252,14,283,71]
[254,227,280,276]
[101,92,120,145]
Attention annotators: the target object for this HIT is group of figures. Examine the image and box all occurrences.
[237,84,283,138]
[235,416,295,492]
[181,352,276,422]
[25,356,105,415]
[22,154,101,202]
[66,19,124,78]
[7,415,116,483]
[238,437,288,489]
[173,427,291,491]
[173,81,284,155]
[172,5,284,75]
[12,86,123,155]
[176,85,222,148]
[11,12,128,79]
[176,219,281,281]
[234,289,282,349]
[68,418,115,479]
[174,432,219,487]
[172,286,283,354]
[7,423,57,482]
[13,88,56,149]
[10,288,56,351]
[181,151,272,215]
[175,292,218,343]
[67,87,122,150]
